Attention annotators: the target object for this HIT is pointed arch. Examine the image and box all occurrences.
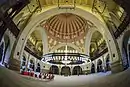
[50,65,59,74]
[97,59,103,72]
[61,66,71,76]
[91,63,95,73]
[72,66,83,75]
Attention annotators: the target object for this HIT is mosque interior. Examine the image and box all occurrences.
[0,0,130,87]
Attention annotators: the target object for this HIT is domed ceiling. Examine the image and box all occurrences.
[43,13,94,42]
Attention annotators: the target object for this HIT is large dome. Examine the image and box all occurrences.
[44,13,93,42]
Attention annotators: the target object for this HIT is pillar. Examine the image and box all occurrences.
[8,58,20,71]
[70,66,73,75]
[59,65,62,75]
[111,60,123,73]
[39,26,49,55]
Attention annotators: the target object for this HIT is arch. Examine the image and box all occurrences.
[22,52,27,60]
[122,30,130,69]
[97,59,103,72]
[0,34,10,65]
[91,63,95,73]
[20,55,26,72]
[13,6,122,73]
[36,63,41,72]
[109,12,120,28]
[27,29,44,56]
[61,66,71,76]
[29,59,35,71]
[89,31,106,58]
[72,66,83,75]
[105,54,111,71]
[49,65,59,74]
[0,42,4,62]
[85,27,97,55]
[20,52,27,69]
[22,56,26,66]
[13,12,24,24]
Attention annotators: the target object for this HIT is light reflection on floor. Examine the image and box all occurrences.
[0,66,130,87]
[43,72,111,87]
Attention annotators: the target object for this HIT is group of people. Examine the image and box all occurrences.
[21,71,54,80]
[35,73,54,80]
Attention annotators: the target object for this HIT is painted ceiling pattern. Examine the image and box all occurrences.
[17,0,124,54]
[43,13,94,42]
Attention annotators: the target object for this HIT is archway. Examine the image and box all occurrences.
[91,63,95,73]
[106,54,111,71]
[72,66,82,75]
[0,34,11,67]
[61,66,71,76]
[50,65,59,74]
[89,31,107,59]
[36,63,41,72]
[25,30,43,57]
[122,30,130,69]
[21,56,26,72]
[13,7,122,73]
[97,59,103,72]
[29,59,35,71]
[0,43,4,62]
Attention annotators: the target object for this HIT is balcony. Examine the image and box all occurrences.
[25,39,43,59]
[114,14,130,39]
[90,42,108,60]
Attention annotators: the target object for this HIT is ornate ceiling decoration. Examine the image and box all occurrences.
[43,13,94,42]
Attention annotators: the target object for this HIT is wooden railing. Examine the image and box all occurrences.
[90,47,108,61]
[24,46,42,60]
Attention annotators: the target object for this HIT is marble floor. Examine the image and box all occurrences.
[0,66,130,87]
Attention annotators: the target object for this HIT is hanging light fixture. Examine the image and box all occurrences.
[61,8,71,65]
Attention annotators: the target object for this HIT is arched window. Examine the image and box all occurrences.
[122,30,130,69]
[61,66,71,76]
[50,65,59,74]
[29,60,35,71]
[3,35,10,65]
[36,63,41,72]
[91,63,95,73]
[21,56,26,72]
[0,43,4,62]
[22,56,26,66]
[72,66,82,75]
[97,59,103,72]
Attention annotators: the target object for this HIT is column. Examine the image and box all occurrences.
[8,58,20,71]
[102,55,106,72]
[59,65,62,75]
[26,53,30,71]
[39,26,49,55]
[70,65,73,75]
[85,27,97,55]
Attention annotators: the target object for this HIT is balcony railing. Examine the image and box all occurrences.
[24,46,42,60]
[26,40,43,57]
[114,14,130,39]
[90,47,108,60]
